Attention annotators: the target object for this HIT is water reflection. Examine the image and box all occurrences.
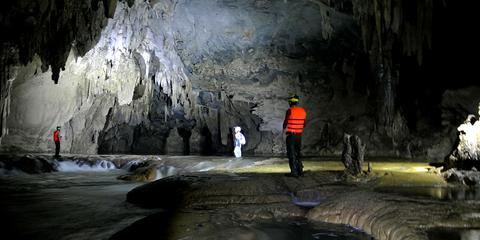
[191,220,373,240]
[252,221,372,240]
[428,228,480,240]
[375,186,480,201]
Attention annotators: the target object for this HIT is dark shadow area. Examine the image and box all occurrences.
[177,127,191,155]
[109,211,175,240]
[112,176,193,239]
[110,213,374,240]
[397,0,479,132]
[199,126,214,155]
[427,228,480,240]
[227,127,234,156]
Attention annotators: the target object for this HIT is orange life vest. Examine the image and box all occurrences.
[286,106,306,133]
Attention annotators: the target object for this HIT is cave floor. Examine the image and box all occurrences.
[1,154,480,240]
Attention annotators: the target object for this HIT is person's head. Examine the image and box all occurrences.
[287,94,299,106]
[56,126,61,131]
[234,126,241,133]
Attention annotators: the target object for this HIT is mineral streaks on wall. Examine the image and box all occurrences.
[0,0,363,155]
[0,1,193,154]
[73,1,197,154]
[0,0,119,144]
[352,0,433,63]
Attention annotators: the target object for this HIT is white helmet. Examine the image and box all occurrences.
[234,126,241,133]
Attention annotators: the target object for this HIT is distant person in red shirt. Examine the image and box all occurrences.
[283,94,307,177]
[53,126,61,158]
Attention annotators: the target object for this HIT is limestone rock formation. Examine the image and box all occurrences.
[445,103,480,170]
[1,0,365,155]
[341,133,365,176]
[443,168,480,186]
[0,0,478,158]
[0,0,118,144]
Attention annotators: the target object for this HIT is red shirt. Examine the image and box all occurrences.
[53,130,60,142]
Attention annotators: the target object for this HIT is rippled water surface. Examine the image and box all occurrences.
[0,170,153,240]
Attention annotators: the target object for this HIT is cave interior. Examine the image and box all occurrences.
[0,0,479,239]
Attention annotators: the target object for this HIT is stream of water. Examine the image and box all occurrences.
[0,169,153,240]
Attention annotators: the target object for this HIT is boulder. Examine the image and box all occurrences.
[445,108,480,170]
[14,155,57,174]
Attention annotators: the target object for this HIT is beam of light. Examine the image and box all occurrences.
[230,160,432,174]
[413,167,428,172]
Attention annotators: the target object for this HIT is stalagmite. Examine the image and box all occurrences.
[341,133,366,176]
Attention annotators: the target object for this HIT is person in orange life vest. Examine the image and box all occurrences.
[53,126,61,158]
[283,94,307,177]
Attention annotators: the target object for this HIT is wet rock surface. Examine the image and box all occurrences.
[116,171,343,239]
[0,154,58,173]
[0,153,159,174]
[443,168,480,186]
[118,164,480,240]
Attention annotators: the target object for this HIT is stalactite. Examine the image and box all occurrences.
[309,0,334,40]
[0,47,18,144]
[351,0,433,64]
[319,7,334,40]
[0,0,124,145]
[351,0,433,139]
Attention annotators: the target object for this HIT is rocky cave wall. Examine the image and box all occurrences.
[0,0,479,159]
[1,0,195,154]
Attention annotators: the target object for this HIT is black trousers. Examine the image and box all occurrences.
[286,133,303,175]
[55,141,60,157]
